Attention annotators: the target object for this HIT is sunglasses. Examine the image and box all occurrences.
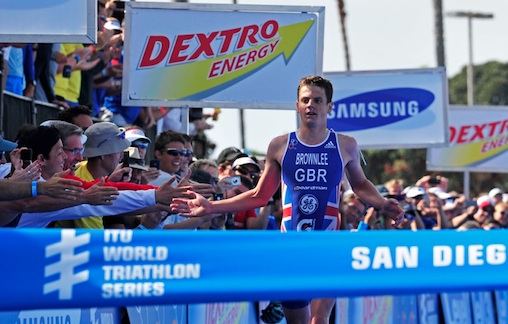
[97,129,126,148]
[64,147,85,156]
[234,166,259,179]
[132,141,149,149]
[387,194,406,201]
[162,149,193,157]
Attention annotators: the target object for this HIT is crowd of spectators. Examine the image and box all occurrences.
[1,2,507,322]
[0,0,217,146]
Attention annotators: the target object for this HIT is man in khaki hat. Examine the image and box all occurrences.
[55,122,133,229]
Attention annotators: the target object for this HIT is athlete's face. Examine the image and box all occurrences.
[296,85,332,127]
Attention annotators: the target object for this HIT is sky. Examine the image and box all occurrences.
[155,0,508,158]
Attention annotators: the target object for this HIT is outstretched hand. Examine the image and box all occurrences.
[155,175,192,206]
[170,191,211,217]
[39,170,84,200]
[177,169,215,199]
[83,178,119,205]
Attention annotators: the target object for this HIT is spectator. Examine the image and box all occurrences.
[216,146,247,179]
[232,156,261,185]
[125,126,160,184]
[489,188,504,206]
[493,202,508,228]
[10,123,190,228]
[54,44,100,106]
[5,44,35,97]
[148,130,186,186]
[57,105,94,130]
[54,121,132,229]
[189,159,219,183]
[0,135,18,178]
[34,43,69,107]
[340,191,368,230]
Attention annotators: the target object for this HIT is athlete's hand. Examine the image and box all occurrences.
[381,198,404,225]
[170,191,211,217]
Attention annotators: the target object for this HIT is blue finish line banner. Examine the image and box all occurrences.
[1,228,507,310]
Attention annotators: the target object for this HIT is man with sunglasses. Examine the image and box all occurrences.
[149,130,192,186]
[231,156,261,184]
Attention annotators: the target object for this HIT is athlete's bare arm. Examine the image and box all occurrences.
[171,134,287,217]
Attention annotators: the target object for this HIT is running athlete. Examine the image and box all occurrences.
[171,75,403,324]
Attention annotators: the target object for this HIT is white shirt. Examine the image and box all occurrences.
[17,189,156,228]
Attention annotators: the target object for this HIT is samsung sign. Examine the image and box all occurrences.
[325,69,448,149]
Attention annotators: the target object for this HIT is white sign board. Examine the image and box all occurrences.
[324,68,448,149]
[0,0,96,43]
[427,105,508,172]
[122,2,324,109]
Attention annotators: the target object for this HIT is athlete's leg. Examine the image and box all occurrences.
[282,300,311,324]
[309,298,335,324]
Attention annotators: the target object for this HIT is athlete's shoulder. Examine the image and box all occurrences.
[335,132,359,150]
[269,133,290,148]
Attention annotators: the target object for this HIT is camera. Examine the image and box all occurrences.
[428,177,441,185]
[213,193,224,201]
[217,175,241,190]
[62,65,72,78]
[149,159,160,170]
[20,148,32,169]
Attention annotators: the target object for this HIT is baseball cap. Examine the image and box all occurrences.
[489,188,504,198]
[125,147,148,171]
[406,186,426,199]
[83,122,131,158]
[232,157,261,172]
[0,135,17,151]
[477,195,494,209]
[216,147,247,164]
[125,128,151,144]
[428,187,452,200]
[104,18,122,31]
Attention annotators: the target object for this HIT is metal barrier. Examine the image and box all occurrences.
[2,91,61,141]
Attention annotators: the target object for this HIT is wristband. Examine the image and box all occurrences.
[136,224,147,230]
[31,181,38,197]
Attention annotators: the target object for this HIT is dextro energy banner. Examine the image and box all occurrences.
[427,105,508,172]
[122,2,324,109]
[2,228,508,310]
[324,68,448,149]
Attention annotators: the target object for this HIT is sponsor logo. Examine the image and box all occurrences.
[297,218,315,231]
[299,194,318,215]
[44,230,90,300]
[324,141,336,149]
[288,139,298,150]
[328,88,435,131]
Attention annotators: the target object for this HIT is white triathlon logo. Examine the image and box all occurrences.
[299,194,318,215]
[44,229,91,300]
